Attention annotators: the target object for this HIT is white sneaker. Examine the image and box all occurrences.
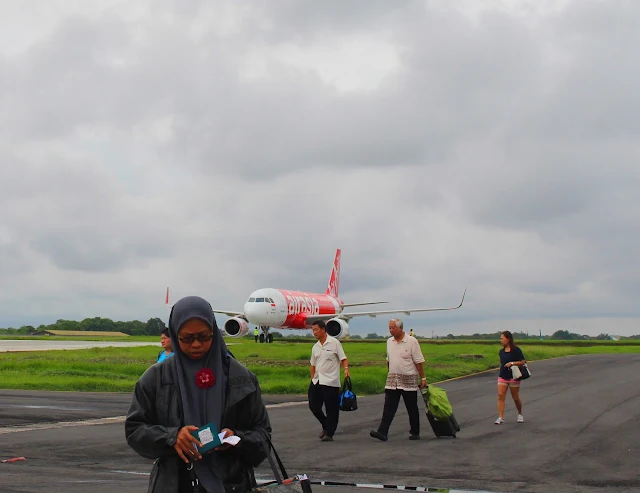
[494,417,504,424]
[517,414,524,423]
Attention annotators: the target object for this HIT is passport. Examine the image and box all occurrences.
[190,422,222,454]
[189,422,241,454]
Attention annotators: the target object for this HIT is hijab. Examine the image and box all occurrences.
[168,295,230,492]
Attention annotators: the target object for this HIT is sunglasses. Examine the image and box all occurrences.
[178,332,214,344]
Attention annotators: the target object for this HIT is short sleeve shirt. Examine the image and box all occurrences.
[310,336,347,388]
[385,334,426,390]
[499,347,525,380]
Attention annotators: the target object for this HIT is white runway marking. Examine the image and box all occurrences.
[0,401,307,434]
[0,416,127,435]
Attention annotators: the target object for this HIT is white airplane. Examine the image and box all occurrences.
[167,249,465,343]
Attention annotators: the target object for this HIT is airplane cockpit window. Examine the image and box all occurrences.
[267,298,273,303]
[248,298,255,302]
[256,297,265,302]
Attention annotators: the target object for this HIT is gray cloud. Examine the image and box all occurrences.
[0,0,638,336]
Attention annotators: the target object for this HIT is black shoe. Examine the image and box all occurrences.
[370,430,388,441]
[321,435,333,441]
[409,434,420,440]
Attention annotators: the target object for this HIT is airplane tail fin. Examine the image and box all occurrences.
[165,287,170,305]
[325,249,341,298]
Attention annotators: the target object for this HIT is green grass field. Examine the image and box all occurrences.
[1,337,639,394]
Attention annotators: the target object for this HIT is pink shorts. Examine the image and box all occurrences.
[498,377,520,387]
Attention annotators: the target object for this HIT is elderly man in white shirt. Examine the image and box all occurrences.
[370,318,427,441]
[309,320,349,442]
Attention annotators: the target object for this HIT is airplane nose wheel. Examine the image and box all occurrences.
[259,326,273,343]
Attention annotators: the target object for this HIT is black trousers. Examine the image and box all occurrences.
[308,382,340,436]
[377,388,420,436]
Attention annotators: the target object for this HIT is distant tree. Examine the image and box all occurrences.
[552,330,572,340]
[53,319,81,331]
[365,333,382,339]
[19,325,36,334]
[145,317,166,335]
[349,334,362,339]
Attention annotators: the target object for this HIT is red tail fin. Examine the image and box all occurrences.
[325,249,341,298]
[165,287,170,305]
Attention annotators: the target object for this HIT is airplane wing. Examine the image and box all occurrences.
[165,288,244,318]
[211,309,245,317]
[340,301,388,308]
[305,289,466,325]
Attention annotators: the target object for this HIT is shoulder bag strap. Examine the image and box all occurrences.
[262,433,289,484]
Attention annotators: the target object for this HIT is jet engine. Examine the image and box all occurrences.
[223,317,249,337]
[326,318,349,339]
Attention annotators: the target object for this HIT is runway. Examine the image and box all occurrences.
[0,340,159,352]
[1,354,639,493]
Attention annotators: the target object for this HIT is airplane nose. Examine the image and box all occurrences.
[244,302,259,324]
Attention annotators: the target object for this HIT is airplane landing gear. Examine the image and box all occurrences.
[259,326,273,343]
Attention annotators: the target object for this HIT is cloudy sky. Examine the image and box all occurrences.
[1,0,638,337]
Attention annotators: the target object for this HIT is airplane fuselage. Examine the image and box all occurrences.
[243,288,343,329]
[192,248,464,343]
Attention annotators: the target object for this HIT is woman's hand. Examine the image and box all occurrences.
[173,425,203,463]
[214,428,236,452]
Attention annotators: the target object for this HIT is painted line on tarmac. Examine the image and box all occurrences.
[0,401,308,434]
[265,401,307,408]
[0,416,126,435]
[111,469,275,483]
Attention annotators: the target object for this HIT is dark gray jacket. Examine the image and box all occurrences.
[125,356,271,492]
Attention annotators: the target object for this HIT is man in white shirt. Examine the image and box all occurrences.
[309,320,349,442]
[370,318,427,441]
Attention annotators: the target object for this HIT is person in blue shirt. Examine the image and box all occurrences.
[495,330,526,425]
[157,328,174,363]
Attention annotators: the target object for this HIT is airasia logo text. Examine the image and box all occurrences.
[287,295,320,315]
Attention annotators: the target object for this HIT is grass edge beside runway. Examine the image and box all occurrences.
[2,339,640,394]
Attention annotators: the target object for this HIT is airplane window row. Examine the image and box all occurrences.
[247,297,274,303]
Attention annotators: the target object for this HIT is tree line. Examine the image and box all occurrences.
[360,330,637,340]
[1,320,637,340]
[249,329,638,340]
[0,317,167,336]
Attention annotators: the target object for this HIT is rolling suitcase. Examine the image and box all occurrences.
[425,410,460,438]
[421,386,460,438]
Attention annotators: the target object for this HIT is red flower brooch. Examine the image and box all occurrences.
[195,368,215,389]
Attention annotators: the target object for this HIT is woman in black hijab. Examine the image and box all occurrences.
[125,296,272,492]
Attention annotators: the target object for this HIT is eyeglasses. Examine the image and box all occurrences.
[178,332,213,344]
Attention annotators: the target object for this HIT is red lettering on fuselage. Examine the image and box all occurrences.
[286,295,320,315]
[278,290,339,329]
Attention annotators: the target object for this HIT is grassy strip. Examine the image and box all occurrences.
[1,339,639,394]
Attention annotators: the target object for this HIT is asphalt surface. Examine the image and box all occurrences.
[1,353,639,493]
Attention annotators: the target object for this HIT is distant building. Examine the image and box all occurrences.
[33,330,129,337]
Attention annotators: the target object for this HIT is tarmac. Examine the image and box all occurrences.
[1,353,639,493]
